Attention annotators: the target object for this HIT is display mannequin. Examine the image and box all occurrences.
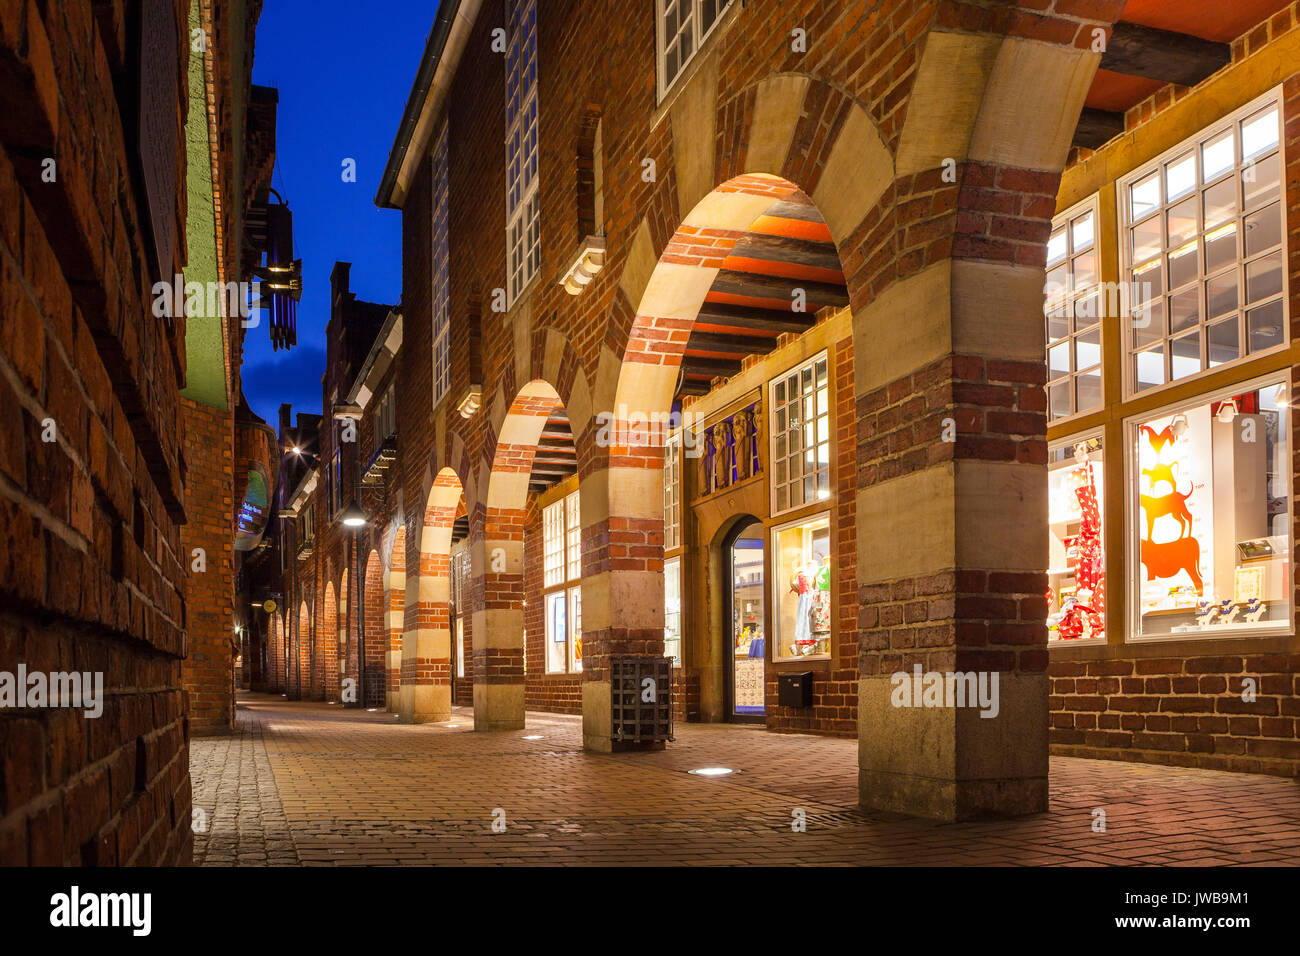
[812,554,831,638]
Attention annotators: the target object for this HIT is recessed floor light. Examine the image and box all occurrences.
[366,708,381,713]
[522,734,544,740]
[445,723,458,728]
[688,767,735,777]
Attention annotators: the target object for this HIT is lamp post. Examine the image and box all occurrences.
[340,498,368,707]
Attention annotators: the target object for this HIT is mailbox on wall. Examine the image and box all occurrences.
[778,671,814,709]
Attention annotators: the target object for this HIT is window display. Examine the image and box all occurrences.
[664,556,682,664]
[542,489,582,671]
[1133,379,1290,637]
[1048,436,1106,641]
[772,514,831,659]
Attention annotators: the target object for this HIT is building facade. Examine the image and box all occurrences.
[251,0,1300,823]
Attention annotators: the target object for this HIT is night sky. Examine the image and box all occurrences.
[242,0,435,426]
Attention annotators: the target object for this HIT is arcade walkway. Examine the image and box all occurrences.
[189,693,1300,866]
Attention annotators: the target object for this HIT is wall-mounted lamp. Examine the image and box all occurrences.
[456,385,483,420]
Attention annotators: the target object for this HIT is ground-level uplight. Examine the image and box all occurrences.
[522,734,544,740]
[688,767,735,777]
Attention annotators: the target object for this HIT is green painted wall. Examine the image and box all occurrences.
[179,0,228,410]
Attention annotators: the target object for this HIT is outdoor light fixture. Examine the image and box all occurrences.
[688,767,735,777]
[340,501,368,527]
[455,384,482,419]
[561,236,606,295]
[522,735,544,740]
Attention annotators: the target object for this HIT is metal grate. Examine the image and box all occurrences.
[611,656,673,745]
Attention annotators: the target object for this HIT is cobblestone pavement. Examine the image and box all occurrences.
[188,692,1300,866]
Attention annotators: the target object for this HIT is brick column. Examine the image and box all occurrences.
[471,504,527,730]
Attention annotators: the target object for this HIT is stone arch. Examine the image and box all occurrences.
[295,599,310,700]
[400,467,465,723]
[339,566,353,696]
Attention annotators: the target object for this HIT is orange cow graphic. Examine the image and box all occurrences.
[1140,486,1193,539]
[1139,536,1204,595]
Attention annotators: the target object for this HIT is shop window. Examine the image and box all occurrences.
[770,352,831,515]
[1120,91,1285,396]
[1045,199,1102,421]
[432,122,451,407]
[656,0,734,100]
[451,546,469,678]
[1048,436,1106,641]
[542,488,581,671]
[772,514,832,660]
[664,434,681,551]
[506,0,539,305]
[664,555,682,664]
[1132,377,1291,638]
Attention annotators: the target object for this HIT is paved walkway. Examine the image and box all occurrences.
[187,692,1300,866]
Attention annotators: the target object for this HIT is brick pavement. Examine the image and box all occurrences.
[186,693,1300,866]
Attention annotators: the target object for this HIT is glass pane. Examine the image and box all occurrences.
[1206,270,1238,319]
[1130,171,1161,219]
[1169,330,1201,380]
[1167,240,1198,290]
[1048,341,1070,378]
[1244,203,1281,257]
[1048,380,1071,419]
[1046,228,1067,266]
[1241,106,1279,159]
[1046,263,1070,301]
[1131,217,1162,265]
[1207,316,1239,366]
[1202,175,1237,229]
[1166,197,1197,248]
[1169,286,1199,333]
[1134,345,1165,391]
[1046,308,1069,343]
[1243,151,1280,209]
[1075,368,1102,412]
[1071,212,1094,252]
[1246,251,1282,304]
[1165,152,1196,201]
[1075,327,1101,370]
[1201,128,1234,180]
[1247,299,1284,353]
[1074,291,1100,329]
[1132,259,1163,302]
[1072,251,1097,289]
[1131,299,1164,348]
[1203,222,1237,273]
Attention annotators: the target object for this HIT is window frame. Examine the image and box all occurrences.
[770,512,833,662]
[1123,369,1294,643]
[505,0,540,307]
[655,0,735,102]
[1116,88,1288,401]
[664,432,681,552]
[768,350,832,518]
[664,554,682,665]
[541,488,582,673]
[432,121,451,409]
[1045,194,1103,425]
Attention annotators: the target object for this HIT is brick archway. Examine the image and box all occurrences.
[322,583,338,701]
[385,525,407,712]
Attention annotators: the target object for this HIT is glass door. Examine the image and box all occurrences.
[728,519,766,719]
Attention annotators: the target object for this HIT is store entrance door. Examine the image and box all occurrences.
[724,518,766,721]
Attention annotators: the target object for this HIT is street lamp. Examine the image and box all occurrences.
[342,497,369,707]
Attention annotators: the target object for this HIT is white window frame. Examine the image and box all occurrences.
[768,350,832,517]
[771,512,832,662]
[1117,88,1288,400]
[664,432,681,551]
[655,0,735,101]
[664,554,682,664]
[432,121,451,408]
[505,0,539,306]
[1123,370,1294,643]
[542,488,582,673]
[1045,194,1102,424]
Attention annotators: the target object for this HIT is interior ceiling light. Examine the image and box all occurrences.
[1216,399,1239,424]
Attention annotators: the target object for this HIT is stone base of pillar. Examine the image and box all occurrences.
[857,673,1049,821]
[409,684,451,724]
[582,680,611,752]
[473,683,525,731]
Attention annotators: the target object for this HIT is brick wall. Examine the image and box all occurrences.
[180,398,236,734]
[0,0,192,864]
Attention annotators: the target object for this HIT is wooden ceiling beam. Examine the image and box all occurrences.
[1100,21,1230,88]
[710,270,849,308]
[1073,107,1125,149]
